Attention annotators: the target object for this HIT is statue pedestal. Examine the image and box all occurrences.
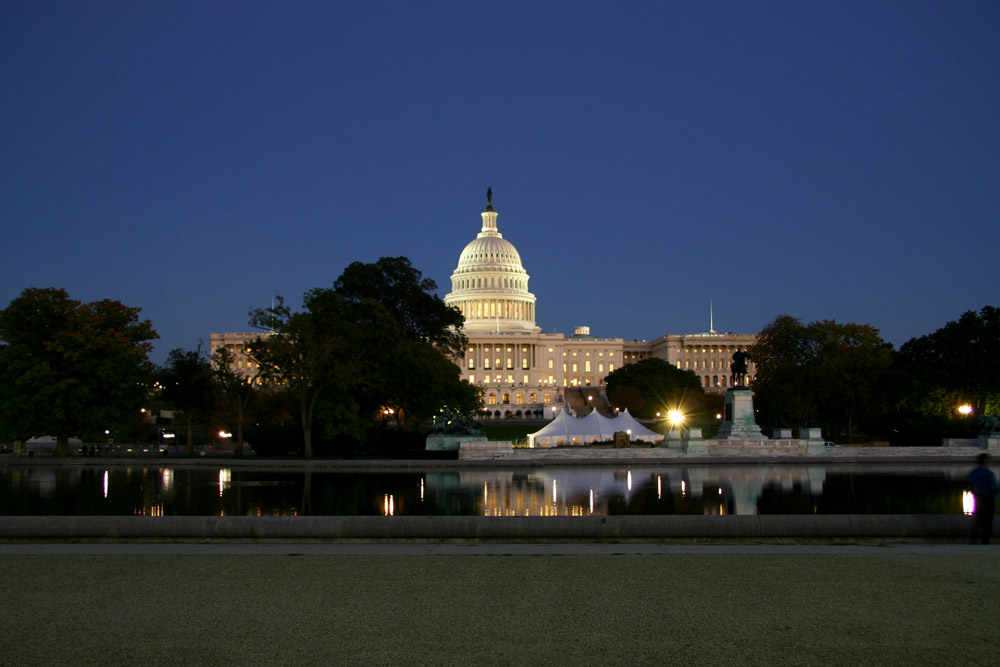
[426,435,487,451]
[715,389,766,441]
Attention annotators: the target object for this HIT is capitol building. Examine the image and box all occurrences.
[211,192,756,419]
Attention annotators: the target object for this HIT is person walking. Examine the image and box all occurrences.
[968,453,999,545]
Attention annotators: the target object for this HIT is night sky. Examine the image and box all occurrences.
[3,2,997,364]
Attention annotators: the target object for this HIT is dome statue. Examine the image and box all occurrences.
[444,191,539,332]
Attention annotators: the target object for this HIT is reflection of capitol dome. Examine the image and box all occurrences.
[445,191,538,332]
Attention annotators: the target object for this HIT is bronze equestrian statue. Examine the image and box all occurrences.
[730,350,750,388]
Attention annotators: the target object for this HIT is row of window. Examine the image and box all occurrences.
[456,300,532,320]
[487,392,553,405]
[455,276,527,291]
[469,374,603,388]
[466,358,616,374]
[682,346,750,355]
[702,375,755,387]
[469,358,531,370]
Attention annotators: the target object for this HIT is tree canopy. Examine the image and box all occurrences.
[894,306,1000,416]
[333,256,466,358]
[751,315,892,441]
[158,346,216,455]
[248,257,478,456]
[0,287,158,455]
[605,358,704,420]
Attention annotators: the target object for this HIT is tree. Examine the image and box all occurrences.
[806,320,893,442]
[748,315,815,432]
[248,293,402,457]
[333,256,466,358]
[605,358,704,420]
[211,346,259,456]
[0,287,158,456]
[159,346,216,455]
[751,315,892,441]
[895,306,1000,415]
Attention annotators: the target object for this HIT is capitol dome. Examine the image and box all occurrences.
[445,190,538,332]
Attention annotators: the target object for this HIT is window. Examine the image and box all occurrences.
[506,359,513,369]
[521,358,529,370]
[484,358,491,370]
[507,374,514,383]
[547,359,554,369]
[530,393,537,403]
[609,364,614,372]
[523,375,529,384]
[467,358,475,370]
[469,374,474,383]
[572,363,578,372]
[488,394,497,405]
[502,393,510,404]
[598,363,604,373]
[585,360,591,372]
[516,393,524,405]
[544,393,552,404]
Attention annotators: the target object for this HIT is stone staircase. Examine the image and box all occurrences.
[563,387,615,417]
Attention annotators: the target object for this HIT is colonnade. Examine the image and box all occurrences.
[456,299,534,322]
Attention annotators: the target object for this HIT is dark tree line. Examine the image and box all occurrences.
[0,258,480,457]
[244,257,479,456]
[749,307,999,444]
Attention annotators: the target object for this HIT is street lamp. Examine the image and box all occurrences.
[958,404,973,416]
[667,410,685,440]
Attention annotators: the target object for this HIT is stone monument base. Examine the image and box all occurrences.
[715,388,766,441]
[426,435,488,451]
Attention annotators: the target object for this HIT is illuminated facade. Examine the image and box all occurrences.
[210,193,757,415]
[445,195,755,416]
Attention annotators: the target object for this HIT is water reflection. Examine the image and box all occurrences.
[0,463,983,517]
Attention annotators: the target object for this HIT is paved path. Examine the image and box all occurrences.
[3,543,998,665]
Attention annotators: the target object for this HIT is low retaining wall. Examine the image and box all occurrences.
[0,515,992,540]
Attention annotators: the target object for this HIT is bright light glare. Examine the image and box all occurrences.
[218,468,231,497]
[963,491,975,515]
[668,410,685,425]
[219,431,233,439]
[958,404,973,415]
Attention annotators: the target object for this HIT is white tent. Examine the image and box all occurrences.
[527,409,664,448]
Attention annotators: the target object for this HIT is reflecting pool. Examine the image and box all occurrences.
[0,463,980,517]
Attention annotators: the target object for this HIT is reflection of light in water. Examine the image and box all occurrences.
[963,491,975,515]
[383,494,394,516]
[657,475,662,499]
[627,470,632,491]
[681,480,686,496]
[552,479,557,504]
[484,482,488,508]
[160,468,173,492]
[420,478,424,501]
[103,470,109,499]
[219,469,231,497]
[589,489,594,514]
[718,488,723,495]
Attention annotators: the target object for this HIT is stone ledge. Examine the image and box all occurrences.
[458,440,513,459]
[0,515,993,540]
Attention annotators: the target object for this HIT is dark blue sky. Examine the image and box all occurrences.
[3,1,997,363]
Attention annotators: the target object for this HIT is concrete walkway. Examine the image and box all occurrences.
[3,543,998,665]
